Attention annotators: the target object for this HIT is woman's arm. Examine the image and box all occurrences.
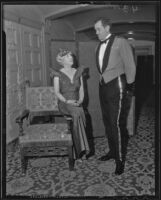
[54,77,67,103]
[77,76,84,105]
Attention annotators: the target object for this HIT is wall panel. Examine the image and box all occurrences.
[4,19,43,143]
[21,25,43,86]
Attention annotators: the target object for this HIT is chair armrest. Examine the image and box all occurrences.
[52,111,72,134]
[51,111,72,121]
[63,115,72,134]
[52,111,71,118]
[15,109,30,136]
[16,109,30,123]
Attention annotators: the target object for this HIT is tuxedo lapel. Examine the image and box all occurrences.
[96,43,102,74]
[101,35,115,74]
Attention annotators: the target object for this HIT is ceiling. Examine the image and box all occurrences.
[3,3,157,41]
[46,4,156,41]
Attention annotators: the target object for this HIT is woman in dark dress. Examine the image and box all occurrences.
[50,49,90,162]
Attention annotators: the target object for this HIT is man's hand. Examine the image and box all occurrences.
[126,82,135,96]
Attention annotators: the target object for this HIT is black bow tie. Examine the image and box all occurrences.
[100,38,109,44]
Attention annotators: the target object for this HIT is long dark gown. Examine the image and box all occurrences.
[52,67,90,159]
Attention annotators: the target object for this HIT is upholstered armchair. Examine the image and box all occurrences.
[16,86,74,174]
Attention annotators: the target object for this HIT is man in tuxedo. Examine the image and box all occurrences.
[94,17,136,175]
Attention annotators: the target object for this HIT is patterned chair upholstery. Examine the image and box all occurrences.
[26,87,59,122]
[16,86,74,174]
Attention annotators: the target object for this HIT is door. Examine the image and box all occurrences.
[21,25,43,86]
[135,55,154,126]
[4,20,44,143]
[136,55,154,88]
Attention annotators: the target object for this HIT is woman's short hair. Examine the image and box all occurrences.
[56,48,78,68]
[56,48,71,65]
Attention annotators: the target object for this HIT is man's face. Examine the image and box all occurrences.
[94,20,110,41]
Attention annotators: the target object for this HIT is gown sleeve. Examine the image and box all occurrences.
[75,65,87,79]
[50,68,61,78]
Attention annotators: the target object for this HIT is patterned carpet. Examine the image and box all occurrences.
[6,91,155,198]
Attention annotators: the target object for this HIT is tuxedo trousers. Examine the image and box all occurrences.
[99,74,132,162]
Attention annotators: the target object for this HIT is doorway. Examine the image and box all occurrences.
[135,55,154,127]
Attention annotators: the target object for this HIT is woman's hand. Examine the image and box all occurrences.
[76,100,83,106]
[66,100,80,106]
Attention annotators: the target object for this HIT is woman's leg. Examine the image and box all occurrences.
[67,106,89,159]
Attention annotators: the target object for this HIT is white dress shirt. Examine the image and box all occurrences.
[99,34,111,72]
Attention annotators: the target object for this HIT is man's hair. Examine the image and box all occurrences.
[94,17,112,28]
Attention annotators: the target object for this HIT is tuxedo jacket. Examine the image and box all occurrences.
[96,35,136,84]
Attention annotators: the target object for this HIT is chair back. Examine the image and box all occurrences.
[26,87,58,112]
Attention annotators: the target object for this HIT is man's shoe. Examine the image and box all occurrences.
[115,161,124,175]
[98,154,115,161]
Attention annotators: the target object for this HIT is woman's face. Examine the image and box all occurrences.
[63,53,73,66]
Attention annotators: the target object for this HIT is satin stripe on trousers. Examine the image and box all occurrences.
[99,74,131,162]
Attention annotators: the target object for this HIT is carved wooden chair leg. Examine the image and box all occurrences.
[66,118,73,134]
[21,153,28,174]
[68,146,74,170]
